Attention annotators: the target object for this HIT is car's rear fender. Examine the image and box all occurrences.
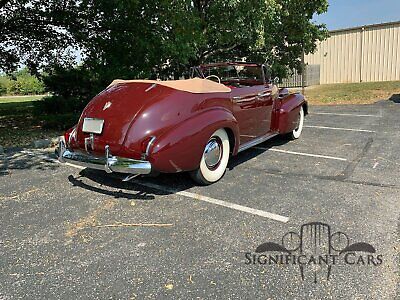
[148,109,239,173]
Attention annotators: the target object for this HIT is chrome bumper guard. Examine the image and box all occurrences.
[57,140,152,175]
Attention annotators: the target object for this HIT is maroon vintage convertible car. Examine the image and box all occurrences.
[57,62,307,184]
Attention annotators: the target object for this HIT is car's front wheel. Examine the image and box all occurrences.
[190,129,230,185]
[288,106,305,140]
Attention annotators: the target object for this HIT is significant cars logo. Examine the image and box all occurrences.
[245,222,382,283]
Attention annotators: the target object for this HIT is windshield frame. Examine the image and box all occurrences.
[192,62,269,86]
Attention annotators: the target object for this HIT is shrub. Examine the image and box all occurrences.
[16,74,45,95]
[34,95,87,115]
[43,67,103,102]
[0,68,45,95]
[40,113,80,130]
[32,95,82,131]
[37,66,106,116]
[6,78,20,94]
[0,76,11,95]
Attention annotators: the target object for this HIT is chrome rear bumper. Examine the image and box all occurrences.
[57,141,152,175]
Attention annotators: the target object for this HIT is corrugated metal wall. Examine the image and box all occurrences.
[305,21,400,84]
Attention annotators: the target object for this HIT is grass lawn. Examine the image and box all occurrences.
[300,81,400,105]
[0,95,46,103]
[0,96,44,117]
[0,95,77,148]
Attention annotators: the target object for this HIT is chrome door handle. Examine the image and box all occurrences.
[278,92,289,99]
[257,92,271,98]
[232,96,246,103]
[232,96,257,103]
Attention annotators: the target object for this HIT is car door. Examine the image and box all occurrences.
[256,83,278,136]
[231,86,266,144]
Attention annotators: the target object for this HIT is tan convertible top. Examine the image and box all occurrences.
[108,77,231,94]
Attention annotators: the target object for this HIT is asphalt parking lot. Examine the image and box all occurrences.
[0,100,399,299]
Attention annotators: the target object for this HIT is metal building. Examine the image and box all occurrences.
[305,20,400,84]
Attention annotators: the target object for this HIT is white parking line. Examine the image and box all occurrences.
[20,151,85,170]
[132,181,289,223]
[255,147,348,161]
[311,112,380,118]
[65,162,85,169]
[304,125,375,133]
[55,158,289,223]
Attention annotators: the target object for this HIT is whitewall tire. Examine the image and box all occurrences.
[190,129,230,185]
[289,106,304,140]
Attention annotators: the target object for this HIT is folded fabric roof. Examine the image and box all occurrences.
[108,77,231,93]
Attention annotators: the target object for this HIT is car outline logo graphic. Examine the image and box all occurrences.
[250,222,382,283]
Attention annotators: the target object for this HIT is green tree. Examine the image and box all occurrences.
[0,75,11,95]
[0,0,78,73]
[1,0,328,101]
[0,68,45,95]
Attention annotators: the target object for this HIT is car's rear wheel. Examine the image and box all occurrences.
[190,129,230,185]
[288,106,304,140]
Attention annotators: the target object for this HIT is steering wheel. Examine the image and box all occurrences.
[205,75,221,84]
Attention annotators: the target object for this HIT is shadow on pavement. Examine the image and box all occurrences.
[68,173,155,200]
[389,94,400,103]
[70,136,291,199]
[0,149,59,176]
[228,135,290,170]
[68,168,195,200]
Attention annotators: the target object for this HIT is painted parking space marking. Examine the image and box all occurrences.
[64,162,85,169]
[304,125,375,133]
[254,147,348,161]
[311,112,381,118]
[55,158,289,223]
[132,181,289,223]
[20,150,86,170]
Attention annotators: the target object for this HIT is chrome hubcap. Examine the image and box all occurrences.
[204,138,222,169]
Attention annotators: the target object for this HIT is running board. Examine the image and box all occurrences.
[238,133,279,153]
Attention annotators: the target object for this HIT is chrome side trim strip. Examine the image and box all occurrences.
[240,134,257,138]
[145,83,157,92]
[238,133,279,153]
